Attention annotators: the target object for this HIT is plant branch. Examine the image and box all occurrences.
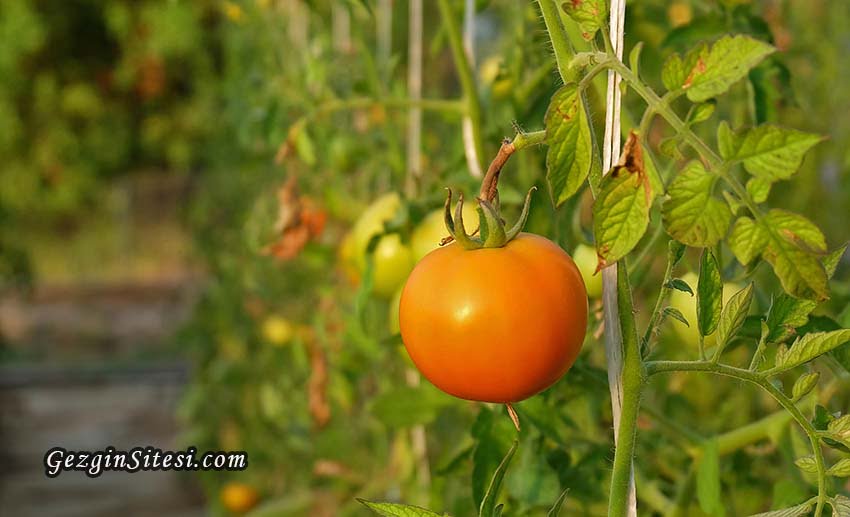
[640,244,677,356]
[608,261,645,517]
[645,360,829,516]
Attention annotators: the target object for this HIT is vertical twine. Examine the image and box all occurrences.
[601,0,637,515]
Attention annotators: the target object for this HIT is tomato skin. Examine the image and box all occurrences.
[399,233,588,403]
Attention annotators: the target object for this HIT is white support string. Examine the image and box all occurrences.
[601,0,637,515]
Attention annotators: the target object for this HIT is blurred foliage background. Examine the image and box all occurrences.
[1,1,849,516]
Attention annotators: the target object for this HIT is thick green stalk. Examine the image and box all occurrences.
[436,0,485,174]
[646,361,828,516]
[537,0,575,81]
[608,262,646,517]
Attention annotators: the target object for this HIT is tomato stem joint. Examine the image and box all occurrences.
[442,187,536,249]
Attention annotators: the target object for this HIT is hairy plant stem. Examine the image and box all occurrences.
[608,261,645,517]
[646,360,828,516]
[437,0,485,176]
[537,0,575,81]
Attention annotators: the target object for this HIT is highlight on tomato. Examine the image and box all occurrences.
[399,188,588,403]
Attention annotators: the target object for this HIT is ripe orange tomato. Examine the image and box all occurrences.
[399,233,588,403]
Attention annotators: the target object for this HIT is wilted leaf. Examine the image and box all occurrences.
[698,249,723,337]
[663,35,774,102]
[718,122,823,182]
[593,133,652,268]
[662,161,731,247]
[545,83,598,205]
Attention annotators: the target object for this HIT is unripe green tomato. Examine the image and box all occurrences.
[371,233,414,298]
[668,272,742,348]
[573,244,602,299]
[410,205,478,262]
[350,193,403,272]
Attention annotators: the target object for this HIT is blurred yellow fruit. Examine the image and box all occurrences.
[668,1,692,27]
[261,316,294,346]
[370,233,413,298]
[573,244,603,299]
[220,482,259,514]
[410,205,477,262]
[388,285,403,335]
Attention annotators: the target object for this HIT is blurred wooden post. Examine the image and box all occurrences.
[601,0,637,515]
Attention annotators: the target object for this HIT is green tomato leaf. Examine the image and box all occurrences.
[746,177,772,203]
[479,440,518,517]
[698,249,723,337]
[748,502,813,517]
[697,439,723,516]
[592,136,652,268]
[761,228,829,302]
[827,458,850,477]
[829,415,850,442]
[665,278,694,296]
[793,455,818,474]
[663,306,690,327]
[791,372,819,402]
[717,122,823,181]
[666,35,774,102]
[766,209,827,254]
[824,243,848,277]
[662,161,731,247]
[547,488,570,517]
[715,283,754,356]
[728,216,768,265]
[690,101,716,124]
[545,83,599,205]
[560,0,607,40]
[831,495,850,517]
[472,409,516,511]
[358,500,447,517]
[765,293,817,344]
[771,330,850,374]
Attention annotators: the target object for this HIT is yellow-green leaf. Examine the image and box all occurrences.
[718,122,823,181]
[715,283,754,355]
[560,0,607,40]
[545,83,598,205]
[662,161,731,247]
[728,216,768,265]
[772,330,850,374]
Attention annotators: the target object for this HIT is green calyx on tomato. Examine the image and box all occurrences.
[443,186,536,250]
